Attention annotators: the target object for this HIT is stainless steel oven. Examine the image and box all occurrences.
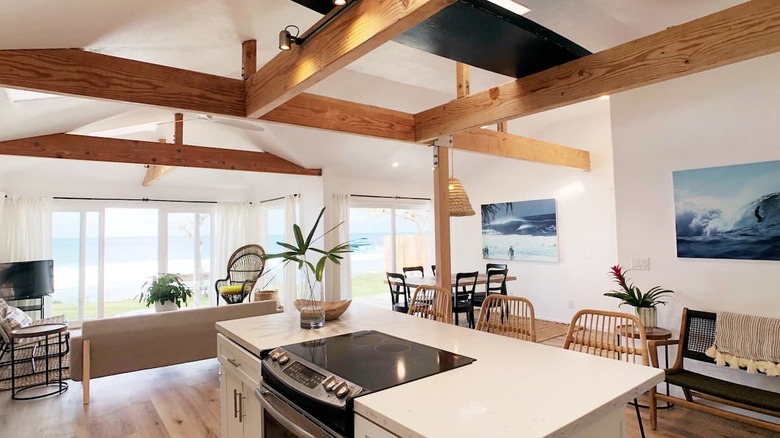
[257,330,475,438]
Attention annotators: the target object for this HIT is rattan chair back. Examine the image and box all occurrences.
[475,294,536,342]
[408,285,452,324]
[563,309,649,365]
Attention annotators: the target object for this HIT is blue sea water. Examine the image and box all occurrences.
[676,192,780,260]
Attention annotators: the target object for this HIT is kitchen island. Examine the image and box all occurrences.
[216,302,663,437]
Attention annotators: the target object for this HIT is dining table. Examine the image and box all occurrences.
[387,273,517,289]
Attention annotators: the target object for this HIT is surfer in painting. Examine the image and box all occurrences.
[755,205,764,223]
[508,245,515,260]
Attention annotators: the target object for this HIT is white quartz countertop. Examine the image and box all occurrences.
[216,303,663,438]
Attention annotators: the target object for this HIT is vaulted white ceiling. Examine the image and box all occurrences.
[0,0,746,189]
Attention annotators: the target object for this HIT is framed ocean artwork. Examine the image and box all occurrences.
[673,160,780,261]
[481,199,559,262]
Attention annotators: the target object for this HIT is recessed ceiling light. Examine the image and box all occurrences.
[392,162,400,168]
[599,95,610,101]
[5,88,63,103]
[486,0,530,16]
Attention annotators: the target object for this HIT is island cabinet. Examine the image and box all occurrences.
[218,333,262,438]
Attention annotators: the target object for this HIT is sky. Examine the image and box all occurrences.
[492,199,556,221]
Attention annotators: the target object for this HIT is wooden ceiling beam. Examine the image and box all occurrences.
[0,49,416,143]
[0,134,322,176]
[415,0,780,141]
[0,49,246,117]
[263,93,416,142]
[245,0,454,118]
[453,129,591,170]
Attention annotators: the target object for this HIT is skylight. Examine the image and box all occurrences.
[5,88,63,103]
[486,0,530,16]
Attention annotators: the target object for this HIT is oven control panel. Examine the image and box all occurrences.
[263,347,364,408]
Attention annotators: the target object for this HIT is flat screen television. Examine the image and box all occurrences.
[0,260,54,299]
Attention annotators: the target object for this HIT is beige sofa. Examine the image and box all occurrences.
[70,300,278,404]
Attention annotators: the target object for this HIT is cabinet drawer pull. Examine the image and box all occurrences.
[233,389,239,418]
[227,357,241,368]
[239,393,245,423]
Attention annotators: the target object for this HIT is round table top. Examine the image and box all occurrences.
[10,323,68,338]
[618,326,672,340]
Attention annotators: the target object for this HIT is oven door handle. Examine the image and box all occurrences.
[256,388,334,438]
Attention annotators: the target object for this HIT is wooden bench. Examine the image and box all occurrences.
[648,308,780,432]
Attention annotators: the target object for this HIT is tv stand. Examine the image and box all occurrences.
[5,296,45,319]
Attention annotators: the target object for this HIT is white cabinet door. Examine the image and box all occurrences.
[242,382,263,438]
[354,414,400,438]
[225,369,245,438]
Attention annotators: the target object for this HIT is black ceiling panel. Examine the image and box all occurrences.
[288,0,590,79]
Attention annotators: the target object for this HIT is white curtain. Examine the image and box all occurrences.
[324,194,351,300]
[210,201,262,305]
[0,195,53,262]
[282,195,298,311]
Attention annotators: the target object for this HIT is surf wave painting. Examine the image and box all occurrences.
[673,160,780,261]
[481,199,558,262]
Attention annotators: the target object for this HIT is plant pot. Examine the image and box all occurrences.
[635,307,657,333]
[155,301,179,312]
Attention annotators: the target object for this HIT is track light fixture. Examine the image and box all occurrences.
[278,25,301,51]
[333,0,347,5]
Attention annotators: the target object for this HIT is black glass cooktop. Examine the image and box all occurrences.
[279,330,475,393]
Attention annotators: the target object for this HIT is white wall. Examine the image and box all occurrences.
[452,99,616,323]
[611,53,780,396]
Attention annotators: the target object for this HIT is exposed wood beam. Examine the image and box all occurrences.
[433,145,451,289]
[456,62,470,98]
[143,138,174,186]
[0,49,416,143]
[497,121,507,133]
[0,134,322,176]
[453,129,591,170]
[242,40,257,80]
[0,49,246,117]
[263,93,416,142]
[173,113,184,145]
[245,0,454,118]
[415,0,780,140]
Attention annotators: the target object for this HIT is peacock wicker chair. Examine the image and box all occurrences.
[214,244,266,305]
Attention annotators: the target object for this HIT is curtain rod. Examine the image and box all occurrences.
[260,194,298,204]
[350,194,430,201]
[53,196,217,204]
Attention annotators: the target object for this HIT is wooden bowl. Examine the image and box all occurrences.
[294,299,352,321]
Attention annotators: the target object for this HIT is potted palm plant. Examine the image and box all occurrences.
[262,207,356,329]
[603,265,674,332]
[138,273,194,312]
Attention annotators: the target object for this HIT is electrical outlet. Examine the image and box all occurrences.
[567,300,575,309]
[631,257,650,270]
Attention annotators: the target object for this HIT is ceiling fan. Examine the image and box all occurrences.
[157,114,266,132]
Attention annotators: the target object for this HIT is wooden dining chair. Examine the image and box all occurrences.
[402,266,424,278]
[408,285,452,324]
[475,295,536,342]
[563,309,649,438]
[453,271,478,328]
[386,272,410,313]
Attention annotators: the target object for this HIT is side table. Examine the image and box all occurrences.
[619,326,674,410]
[10,323,69,400]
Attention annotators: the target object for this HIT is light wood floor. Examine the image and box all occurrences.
[1,337,778,438]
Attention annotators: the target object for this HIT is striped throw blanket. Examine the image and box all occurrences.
[705,311,780,377]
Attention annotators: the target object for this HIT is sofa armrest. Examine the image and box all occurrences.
[70,334,84,381]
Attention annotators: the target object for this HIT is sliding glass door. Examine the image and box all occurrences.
[349,200,431,298]
[52,202,212,322]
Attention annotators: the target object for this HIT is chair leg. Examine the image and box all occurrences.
[83,340,91,405]
[634,398,645,438]
[649,387,657,430]
[682,388,694,402]
[454,311,459,326]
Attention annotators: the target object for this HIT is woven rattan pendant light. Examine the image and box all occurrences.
[448,149,475,217]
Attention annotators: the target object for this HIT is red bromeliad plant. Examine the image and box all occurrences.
[604,265,674,308]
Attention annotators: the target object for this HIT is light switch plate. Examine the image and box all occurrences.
[630,257,650,270]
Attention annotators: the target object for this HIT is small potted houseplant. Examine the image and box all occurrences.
[138,273,194,312]
[603,265,674,332]
[262,207,356,329]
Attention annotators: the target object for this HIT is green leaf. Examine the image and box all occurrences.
[315,257,327,282]
[306,208,326,247]
[293,224,305,251]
